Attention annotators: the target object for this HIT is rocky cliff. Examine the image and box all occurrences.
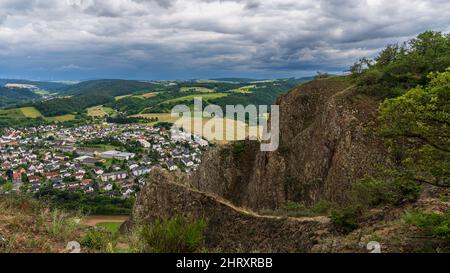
[194,78,391,210]
[127,77,396,252]
[130,169,330,252]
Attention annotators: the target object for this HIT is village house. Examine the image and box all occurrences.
[12,171,22,184]
[181,156,194,167]
[100,171,128,182]
[45,172,60,180]
[132,166,151,177]
[165,160,178,171]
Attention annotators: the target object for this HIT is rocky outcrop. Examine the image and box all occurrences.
[129,78,394,252]
[130,169,330,253]
[193,78,391,210]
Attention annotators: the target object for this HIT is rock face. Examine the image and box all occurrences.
[193,78,391,210]
[129,78,392,252]
[131,169,330,253]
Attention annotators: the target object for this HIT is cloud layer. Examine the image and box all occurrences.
[0,0,449,80]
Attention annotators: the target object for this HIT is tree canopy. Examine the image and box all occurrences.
[378,69,450,187]
[351,31,450,98]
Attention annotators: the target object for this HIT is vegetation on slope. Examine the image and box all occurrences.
[323,31,450,239]
[350,31,450,98]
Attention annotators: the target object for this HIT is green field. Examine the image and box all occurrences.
[0,106,75,123]
[139,92,159,98]
[96,222,122,233]
[164,93,228,104]
[45,114,76,122]
[33,90,51,95]
[20,107,43,118]
[115,94,133,101]
[0,108,26,118]
[228,85,256,94]
[87,106,115,117]
[81,143,120,151]
[180,87,214,93]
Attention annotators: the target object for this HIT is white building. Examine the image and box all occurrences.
[100,151,135,161]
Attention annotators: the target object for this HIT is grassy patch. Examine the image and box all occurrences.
[134,216,207,253]
[115,94,133,101]
[404,211,450,239]
[164,93,228,104]
[140,92,159,98]
[180,87,214,93]
[20,107,43,118]
[87,106,115,117]
[228,85,256,94]
[0,108,26,119]
[45,114,76,122]
[96,222,122,234]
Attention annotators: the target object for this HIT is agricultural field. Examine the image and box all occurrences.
[131,113,178,124]
[134,112,262,143]
[115,94,133,101]
[140,92,159,98]
[0,108,26,118]
[180,87,214,93]
[0,106,75,123]
[228,85,256,94]
[164,93,228,104]
[20,107,44,118]
[87,106,115,117]
[45,114,76,122]
[173,116,262,143]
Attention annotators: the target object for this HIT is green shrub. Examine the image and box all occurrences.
[331,207,360,234]
[404,211,450,239]
[81,229,114,251]
[138,216,207,253]
[283,200,334,217]
[353,177,422,207]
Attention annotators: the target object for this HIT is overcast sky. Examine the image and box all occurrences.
[0,0,449,80]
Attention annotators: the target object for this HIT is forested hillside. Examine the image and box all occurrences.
[0,87,40,107]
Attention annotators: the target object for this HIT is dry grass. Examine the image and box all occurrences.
[0,196,88,253]
[140,92,159,98]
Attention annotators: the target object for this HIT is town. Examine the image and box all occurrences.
[0,122,209,198]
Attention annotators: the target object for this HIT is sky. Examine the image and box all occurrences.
[0,0,449,81]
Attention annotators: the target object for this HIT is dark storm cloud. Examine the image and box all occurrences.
[0,0,449,80]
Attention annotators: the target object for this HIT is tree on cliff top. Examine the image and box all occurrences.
[351,31,450,98]
[378,69,450,188]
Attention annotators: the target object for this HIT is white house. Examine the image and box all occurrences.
[132,166,151,177]
[137,139,151,148]
[100,171,128,182]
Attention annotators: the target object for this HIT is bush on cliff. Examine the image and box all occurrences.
[405,211,450,239]
[137,216,207,253]
[353,176,422,207]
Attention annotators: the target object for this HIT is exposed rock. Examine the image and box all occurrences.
[129,78,397,252]
[193,78,391,210]
[130,168,331,253]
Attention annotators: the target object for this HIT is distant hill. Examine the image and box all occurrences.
[210,77,314,83]
[28,80,163,117]
[0,79,68,91]
[209,78,263,83]
[0,86,40,108]
[58,79,161,96]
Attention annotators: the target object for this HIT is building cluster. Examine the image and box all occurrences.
[0,123,209,198]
